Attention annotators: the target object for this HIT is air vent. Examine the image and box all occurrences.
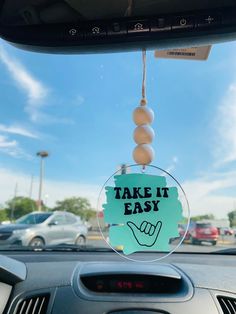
[14,294,50,314]
[217,296,236,314]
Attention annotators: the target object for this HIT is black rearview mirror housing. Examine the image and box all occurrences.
[1,0,236,54]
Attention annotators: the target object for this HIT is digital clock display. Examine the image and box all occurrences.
[81,274,181,294]
[111,279,148,291]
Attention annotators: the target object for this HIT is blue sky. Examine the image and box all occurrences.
[0,39,236,218]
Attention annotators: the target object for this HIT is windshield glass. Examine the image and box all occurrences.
[16,213,52,224]
[196,223,212,228]
[0,39,236,254]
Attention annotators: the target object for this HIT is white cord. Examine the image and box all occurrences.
[141,49,147,106]
[124,0,133,17]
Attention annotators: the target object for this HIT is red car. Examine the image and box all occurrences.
[221,228,234,236]
[183,222,219,246]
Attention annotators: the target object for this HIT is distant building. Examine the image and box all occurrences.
[200,219,230,228]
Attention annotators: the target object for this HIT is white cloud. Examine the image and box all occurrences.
[0,135,17,148]
[162,156,236,219]
[173,77,236,219]
[31,112,74,125]
[182,171,236,219]
[0,166,235,219]
[0,45,75,125]
[0,135,32,159]
[0,45,48,122]
[43,179,100,209]
[0,165,235,220]
[75,95,85,106]
[214,83,236,165]
[0,124,39,139]
[165,156,178,174]
[0,167,100,209]
[172,156,178,163]
[179,80,236,219]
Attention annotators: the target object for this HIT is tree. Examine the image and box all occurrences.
[5,197,38,220]
[0,209,8,222]
[53,197,96,221]
[228,210,236,227]
[191,214,215,222]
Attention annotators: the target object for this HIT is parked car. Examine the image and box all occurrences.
[169,224,186,244]
[182,222,219,246]
[0,211,87,246]
[220,227,234,236]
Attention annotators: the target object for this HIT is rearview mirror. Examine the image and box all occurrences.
[1,0,236,54]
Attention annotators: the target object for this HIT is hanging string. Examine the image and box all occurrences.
[133,49,154,168]
[141,164,146,173]
[141,49,148,171]
[124,0,133,17]
[141,49,147,106]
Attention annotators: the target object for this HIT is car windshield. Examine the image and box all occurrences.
[16,213,52,225]
[0,38,236,254]
[196,223,212,228]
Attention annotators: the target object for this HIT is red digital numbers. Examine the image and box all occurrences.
[115,280,145,290]
[116,281,133,289]
[134,281,145,289]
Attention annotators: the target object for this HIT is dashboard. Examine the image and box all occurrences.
[0,251,235,314]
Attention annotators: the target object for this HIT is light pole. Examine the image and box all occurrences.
[37,151,49,211]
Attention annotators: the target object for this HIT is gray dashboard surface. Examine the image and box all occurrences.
[1,252,236,314]
[51,287,218,314]
[13,261,78,295]
[3,251,236,265]
[176,263,236,294]
[4,252,236,294]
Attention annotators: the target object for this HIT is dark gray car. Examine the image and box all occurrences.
[0,211,88,246]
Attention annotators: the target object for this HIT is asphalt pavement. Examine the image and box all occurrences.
[87,231,236,253]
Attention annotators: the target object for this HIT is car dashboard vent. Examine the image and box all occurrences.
[217,296,236,314]
[14,294,50,314]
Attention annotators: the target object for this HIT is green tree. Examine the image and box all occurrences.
[5,197,38,220]
[0,209,8,222]
[53,197,96,221]
[191,214,215,222]
[228,210,236,227]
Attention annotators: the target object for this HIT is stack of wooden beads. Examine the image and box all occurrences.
[132,99,155,165]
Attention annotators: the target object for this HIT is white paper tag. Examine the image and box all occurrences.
[154,46,212,61]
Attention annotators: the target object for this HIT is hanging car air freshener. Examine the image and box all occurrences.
[97,50,190,262]
[133,50,155,166]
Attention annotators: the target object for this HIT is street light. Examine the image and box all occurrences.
[36,151,49,211]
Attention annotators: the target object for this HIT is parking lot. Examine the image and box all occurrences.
[87,231,236,253]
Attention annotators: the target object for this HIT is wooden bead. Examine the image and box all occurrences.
[133,144,155,165]
[140,98,147,106]
[133,106,154,126]
[133,125,155,144]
